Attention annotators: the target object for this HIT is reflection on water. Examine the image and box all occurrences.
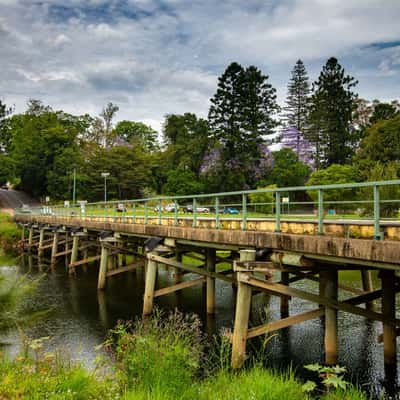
[1,254,399,398]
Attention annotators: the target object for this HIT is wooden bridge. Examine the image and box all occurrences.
[14,180,400,377]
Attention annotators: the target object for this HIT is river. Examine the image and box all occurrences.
[0,252,399,398]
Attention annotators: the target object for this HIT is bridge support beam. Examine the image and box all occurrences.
[382,270,396,368]
[38,229,45,257]
[280,271,289,318]
[206,248,216,314]
[143,251,159,316]
[28,227,33,250]
[321,269,338,365]
[50,232,59,266]
[231,249,255,369]
[97,244,109,290]
[174,249,183,284]
[70,235,79,274]
[361,270,374,310]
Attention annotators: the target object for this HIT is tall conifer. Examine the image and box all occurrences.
[307,57,358,168]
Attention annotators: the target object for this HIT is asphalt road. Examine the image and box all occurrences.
[0,188,39,213]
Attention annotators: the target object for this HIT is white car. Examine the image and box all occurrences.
[164,203,179,212]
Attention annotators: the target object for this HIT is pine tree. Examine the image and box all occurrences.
[208,62,278,189]
[284,59,310,134]
[307,57,358,168]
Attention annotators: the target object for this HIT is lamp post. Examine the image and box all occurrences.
[101,172,110,202]
[72,168,76,205]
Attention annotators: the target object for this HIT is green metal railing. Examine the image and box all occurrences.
[15,180,400,240]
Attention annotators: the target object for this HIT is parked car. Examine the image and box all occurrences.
[182,205,209,213]
[223,207,239,215]
[183,205,193,213]
[116,203,127,212]
[153,205,163,212]
[164,203,179,212]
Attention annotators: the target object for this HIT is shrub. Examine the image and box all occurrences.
[107,309,203,398]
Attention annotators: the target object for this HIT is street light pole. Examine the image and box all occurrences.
[101,172,110,203]
[72,168,76,205]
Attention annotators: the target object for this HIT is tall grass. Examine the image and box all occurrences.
[0,211,20,250]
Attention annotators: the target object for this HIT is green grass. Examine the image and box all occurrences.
[0,211,20,250]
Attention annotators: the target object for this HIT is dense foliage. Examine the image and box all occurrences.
[0,56,399,202]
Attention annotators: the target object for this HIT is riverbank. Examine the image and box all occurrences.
[0,310,367,400]
[0,211,20,251]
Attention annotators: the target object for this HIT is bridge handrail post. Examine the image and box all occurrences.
[318,189,324,235]
[275,192,281,233]
[373,185,381,239]
[174,200,178,226]
[158,199,162,225]
[144,202,149,225]
[215,197,220,229]
[242,193,247,231]
[193,198,197,228]
[133,202,136,223]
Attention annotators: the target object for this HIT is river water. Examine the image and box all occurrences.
[0,252,399,398]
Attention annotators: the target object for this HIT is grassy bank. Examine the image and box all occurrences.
[0,212,20,250]
[0,310,368,400]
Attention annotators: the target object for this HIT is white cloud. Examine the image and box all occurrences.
[0,0,399,132]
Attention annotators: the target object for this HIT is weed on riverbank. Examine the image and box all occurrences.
[0,308,368,399]
[0,212,20,250]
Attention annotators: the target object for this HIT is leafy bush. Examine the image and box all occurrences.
[106,309,204,398]
[248,184,277,213]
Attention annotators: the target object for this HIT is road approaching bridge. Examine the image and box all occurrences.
[14,180,400,378]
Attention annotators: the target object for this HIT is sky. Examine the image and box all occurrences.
[1,0,400,132]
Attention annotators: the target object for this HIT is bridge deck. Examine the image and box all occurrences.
[15,214,400,269]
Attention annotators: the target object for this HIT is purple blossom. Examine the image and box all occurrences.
[280,127,313,166]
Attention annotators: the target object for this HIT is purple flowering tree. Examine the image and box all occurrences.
[280,127,313,166]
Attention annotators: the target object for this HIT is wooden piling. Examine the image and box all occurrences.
[231,249,255,368]
[174,250,183,284]
[38,229,45,257]
[50,232,59,266]
[280,271,289,318]
[381,270,396,367]
[21,226,25,242]
[143,251,159,316]
[28,228,33,249]
[321,269,338,365]
[97,245,109,290]
[206,248,216,314]
[361,270,374,310]
[69,236,79,274]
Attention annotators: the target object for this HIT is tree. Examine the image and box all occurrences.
[370,102,399,125]
[248,184,277,214]
[81,145,151,201]
[280,127,313,165]
[99,102,119,148]
[283,60,310,152]
[163,113,211,178]
[162,168,204,196]
[0,154,14,184]
[114,120,159,151]
[307,57,358,168]
[354,114,400,179]
[8,104,84,198]
[208,62,278,189]
[306,164,360,205]
[261,148,311,188]
[0,100,12,153]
